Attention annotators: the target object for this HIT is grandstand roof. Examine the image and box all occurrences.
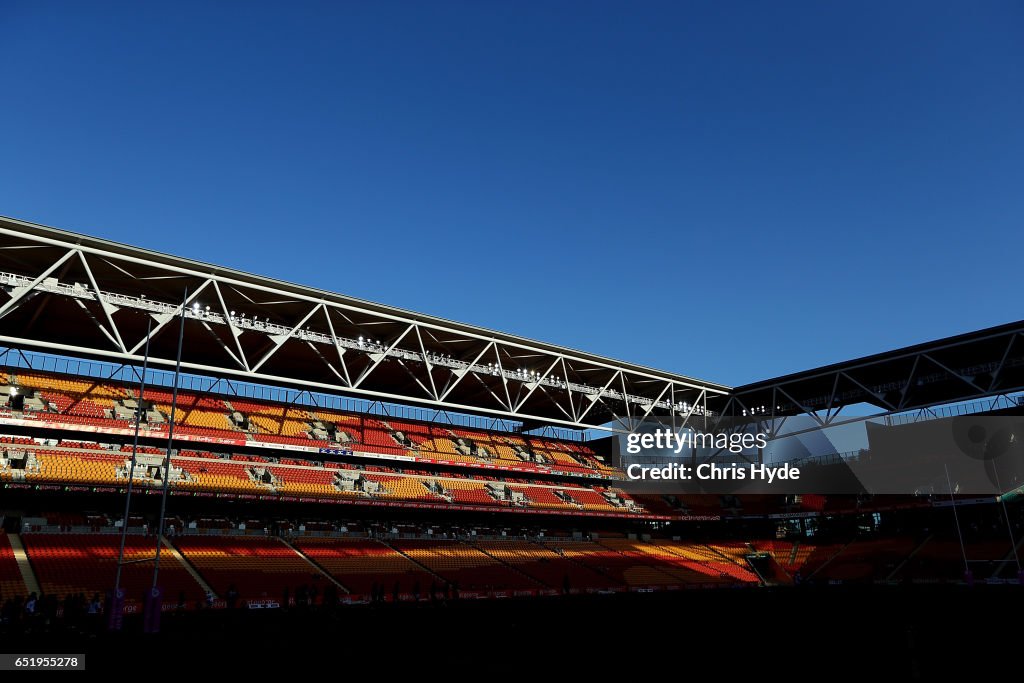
[729,318,1024,419]
[0,215,728,431]
[4,214,1021,432]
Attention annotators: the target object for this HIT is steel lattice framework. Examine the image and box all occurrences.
[722,318,1024,441]
[0,216,729,432]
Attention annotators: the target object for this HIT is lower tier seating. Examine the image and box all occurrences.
[292,537,434,595]
[471,539,609,589]
[172,536,328,602]
[0,532,27,601]
[19,533,205,604]
[390,539,540,591]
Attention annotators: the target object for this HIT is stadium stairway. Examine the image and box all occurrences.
[466,540,550,589]
[7,533,41,596]
[714,542,768,584]
[534,539,624,588]
[278,537,349,593]
[886,534,933,581]
[160,536,218,599]
[594,539,691,585]
[806,539,856,581]
[772,542,800,584]
[379,539,449,587]
[744,541,790,585]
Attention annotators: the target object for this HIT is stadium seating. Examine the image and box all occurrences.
[9,524,1000,606]
[20,533,204,604]
[275,466,343,498]
[2,440,652,518]
[30,450,122,485]
[172,536,326,602]
[292,537,434,595]
[565,488,620,511]
[516,485,568,509]
[538,539,681,587]
[817,538,919,582]
[794,542,847,578]
[390,539,539,591]
[629,540,746,582]
[471,539,609,589]
[598,538,758,584]
[440,479,497,505]
[0,532,27,601]
[3,369,619,478]
[175,458,268,494]
[182,409,236,433]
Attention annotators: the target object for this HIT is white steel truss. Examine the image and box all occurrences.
[0,217,729,432]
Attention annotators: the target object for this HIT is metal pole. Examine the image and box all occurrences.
[152,288,188,591]
[990,465,1021,573]
[944,464,970,577]
[113,316,153,601]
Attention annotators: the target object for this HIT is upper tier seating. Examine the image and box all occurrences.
[4,443,649,518]
[3,370,618,478]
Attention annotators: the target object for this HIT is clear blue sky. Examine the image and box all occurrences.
[1,2,1021,387]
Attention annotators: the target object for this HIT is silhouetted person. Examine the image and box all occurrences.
[24,591,37,617]
[62,594,74,626]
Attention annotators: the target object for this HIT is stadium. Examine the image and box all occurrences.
[0,215,1020,672]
